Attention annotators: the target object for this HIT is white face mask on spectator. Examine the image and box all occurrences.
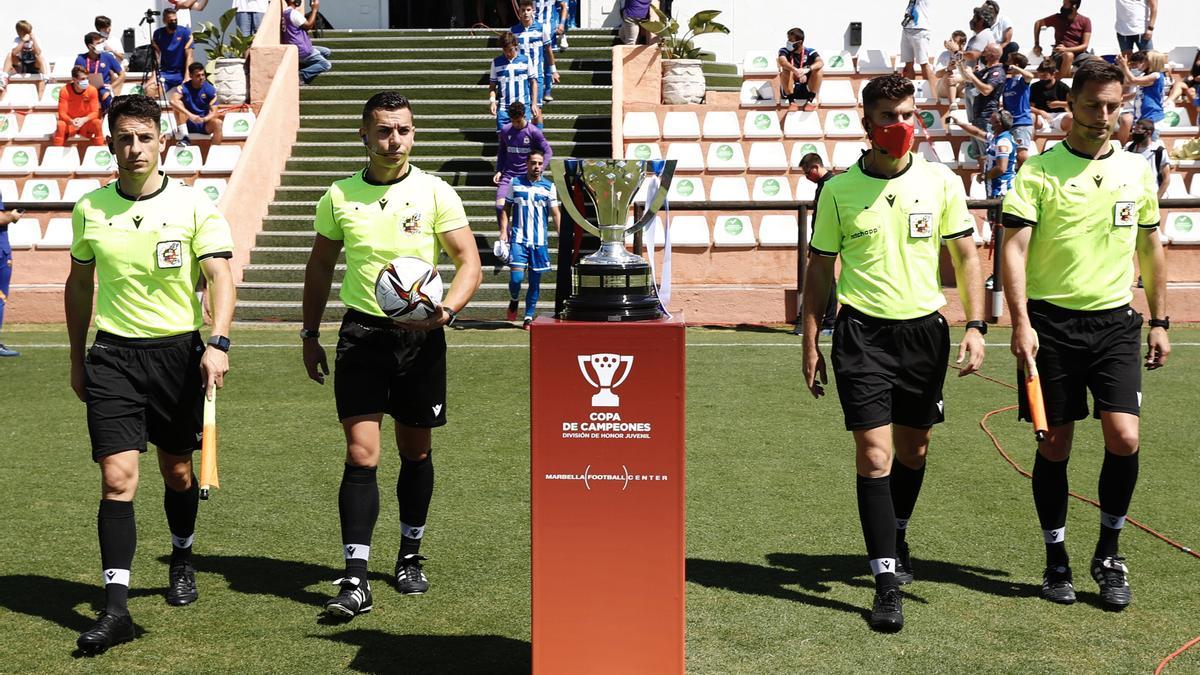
[74,78,88,91]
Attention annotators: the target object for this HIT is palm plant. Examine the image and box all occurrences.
[637,6,729,60]
[193,8,255,60]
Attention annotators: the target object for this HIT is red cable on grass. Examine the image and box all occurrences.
[962,366,1200,672]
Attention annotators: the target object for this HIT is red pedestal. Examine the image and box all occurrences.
[530,315,687,675]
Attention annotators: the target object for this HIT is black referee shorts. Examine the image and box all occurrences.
[1018,300,1142,427]
[831,306,951,431]
[334,309,448,426]
[84,331,205,461]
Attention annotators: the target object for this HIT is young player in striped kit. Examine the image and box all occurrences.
[499,150,560,328]
[534,0,568,100]
[512,0,558,122]
[490,32,537,132]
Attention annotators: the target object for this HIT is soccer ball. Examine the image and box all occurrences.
[375,256,444,321]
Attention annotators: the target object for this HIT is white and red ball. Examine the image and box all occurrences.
[375,256,444,321]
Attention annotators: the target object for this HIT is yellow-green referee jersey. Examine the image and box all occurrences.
[1001,141,1159,311]
[70,175,234,338]
[314,165,469,317]
[810,154,975,320]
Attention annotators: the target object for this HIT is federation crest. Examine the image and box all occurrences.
[400,210,423,235]
[909,213,933,238]
[156,240,183,268]
[1113,201,1135,228]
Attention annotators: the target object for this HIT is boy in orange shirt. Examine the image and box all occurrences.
[54,65,104,146]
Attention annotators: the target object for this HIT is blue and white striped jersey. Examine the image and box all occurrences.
[506,175,558,247]
[511,22,549,77]
[491,53,534,107]
[534,0,561,30]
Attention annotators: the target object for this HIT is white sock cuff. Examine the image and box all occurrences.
[1101,512,1126,530]
[172,533,194,550]
[343,544,370,561]
[869,558,897,576]
[1043,527,1066,544]
[895,518,909,530]
[400,522,425,540]
[103,568,130,587]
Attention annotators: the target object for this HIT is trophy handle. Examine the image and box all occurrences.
[577,355,600,388]
[610,356,635,389]
[630,161,676,233]
[550,159,601,237]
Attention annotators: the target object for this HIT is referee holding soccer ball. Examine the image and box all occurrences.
[802,74,985,633]
[301,92,481,620]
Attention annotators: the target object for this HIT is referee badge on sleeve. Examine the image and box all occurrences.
[156,240,183,269]
[909,213,933,238]
[1113,202,1136,228]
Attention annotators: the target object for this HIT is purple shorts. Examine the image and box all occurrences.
[496,173,518,204]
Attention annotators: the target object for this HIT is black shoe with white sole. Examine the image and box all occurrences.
[1041,565,1077,604]
[323,577,372,619]
[1091,555,1132,610]
[395,554,430,595]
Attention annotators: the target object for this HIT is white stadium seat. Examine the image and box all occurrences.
[823,51,855,74]
[706,142,747,171]
[912,79,933,105]
[163,145,203,174]
[751,176,792,201]
[831,142,868,169]
[0,179,17,202]
[0,145,40,174]
[946,109,971,136]
[794,176,817,201]
[789,141,829,169]
[1157,107,1198,136]
[858,49,896,74]
[222,111,256,140]
[742,50,778,76]
[917,141,956,167]
[709,176,750,201]
[38,217,73,249]
[702,111,741,139]
[204,145,245,174]
[19,178,62,205]
[6,217,41,249]
[968,175,988,200]
[667,176,705,202]
[623,111,660,140]
[1190,174,1200,197]
[193,178,228,203]
[14,113,55,141]
[782,111,823,138]
[915,109,946,135]
[79,146,117,175]
[665,142,705,171]
[0,113,17,140]
[820,80,857,107]
[1168,46,1199,70]
[758,214,799,246]
[1,83,41,109]
[713,215,756,246]
[823,109,864,138]
[1163,173,1188,200]
[38,146,81,175]
[662,111,700,139]
[1163,212,1200,244]
[63,178,103,203]
[666,215,710,246]
[50,60,75,79]
[740,80,777,107]
[37,83,65,110]
[747,142,789,171]
[958,140,984,168]
[743,110,782,139]
[625,142,661,161]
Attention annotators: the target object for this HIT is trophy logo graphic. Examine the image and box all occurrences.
[578,354,634,407]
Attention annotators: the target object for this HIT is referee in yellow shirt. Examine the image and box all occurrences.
[64,95,236,653]
[802,74,986,632]
[301,92,482,620]
[1001,59,1169,611]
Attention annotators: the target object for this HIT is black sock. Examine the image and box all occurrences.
[163,476,199,565]
[1096,449,1139,559]
[857,475,898,591]
[398,453,434,557]
[890,458,926,546]
[98,499,136,616]
[338,464,379,579]
[1032,452,1070,567]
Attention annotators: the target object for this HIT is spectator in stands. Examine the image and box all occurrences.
[95,16,125,63]
[1003,52,1035,164]
[619,0,653,46]
[499,150,560,329]
[959,42,1005,157]
[489,31,537,131]
[1031,59,1072,132]
[513,0,557,118]
[1033,0,1093,78]
[899,0,935,92]
[778,27,823,113]
[54,66,104,147]
[234,0,270,36]
[799,152,837,335]
[9,21,49,98]
[282,0,332,85]
[170,63,224,145]
[153,9,193,93]
[934,31,967,108]
[1125,117,1170,198]
[947,109,1017,198]
[1119,50,1167,127]
[0,201,20,357]
[76,32,125,113]
[494,101,552,227]
[962,6,995,68]
[1115,0,1156,56]
[1167,50,1200,120]
[982,1,1019,59]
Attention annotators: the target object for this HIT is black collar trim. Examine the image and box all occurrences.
[1062,140,1114,161]
[857,152,913,180]
[362,165,413,186]
[115,172,169,201]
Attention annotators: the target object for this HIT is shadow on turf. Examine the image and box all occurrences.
[0,575,157,638]
[158,554,386,608]
[312,630,530,674]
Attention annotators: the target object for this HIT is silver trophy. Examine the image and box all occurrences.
[550,159,676,321]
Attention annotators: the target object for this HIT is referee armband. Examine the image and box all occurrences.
[1001,213,1036,228]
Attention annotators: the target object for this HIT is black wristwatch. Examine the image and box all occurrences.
[207,335,231,352]
[444,307,458,327]
[1149,317,1170,331]
[300,328,320,340]
[965,320,988,336]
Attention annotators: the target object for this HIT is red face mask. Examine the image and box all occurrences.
[868,119,916,157]
[804,167,822,183]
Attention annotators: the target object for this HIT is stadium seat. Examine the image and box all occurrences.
[222,111,256,140]
[0,179,17,202]
[706,142,747,171]
[823,51,855,74]
[63,178,103,203]
[1190,174,1200,197]
[1167,46,1199,70]
[0,113,17,140]
[945,109,971,136]
[709,176,750,201]
[623,111,660,140]
[193,178,228,203]
[0,145,40,175]
[19,178,62,205]
[794,176,817,202]
[858,49,896,74]
[1157,107,1199,136]
[912,79,933,105]
[163,145,203,175]
[666,176,705,202]
[702,111,741,139]
[915,109,946,135]
[625,142,662,161]
[36,83,65,110]
[1163,212,1200,244]
[917,141,956,167]
[831,142,868,169]
[742,50,778,76]
[14,113,55,141]
[713,215,756,246]
[665,142,705,171]
[782,111,823,138]
[820,80,857,107]
[967,175,988,200]
[823,109,864,138]
[1163,173,1188,199]
[751,176,793,201]
[665,215,710,246]
[79,146,117,175]
[37,217,73,249]
[740,80,777,107]
[1,83,41,109]
[789,141,829,169]
[662,111,700,139]
[747,142,789,171]
[758,214,800,246]
[38,146,81,175]
[6,217,41,249]
[624,215,662,245]
[743,110,783,139]
[50,60,74,79]
[957,140,983,169]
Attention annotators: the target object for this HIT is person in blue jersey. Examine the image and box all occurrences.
[499,150,560,329]
[1003,52,1035,165]
[534,0,568,99]
[152,8,193,93]
[1118,50,1166,127]
[490,32,538,132]
[0,197,22,357]
[947,108,1017,197]
[778,27,823,113]
[169,63,224,145]
[76,32,125,113]
[512,0,558,121]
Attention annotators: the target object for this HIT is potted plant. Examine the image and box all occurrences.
[638,7,729,104]
[193,8,255,105]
